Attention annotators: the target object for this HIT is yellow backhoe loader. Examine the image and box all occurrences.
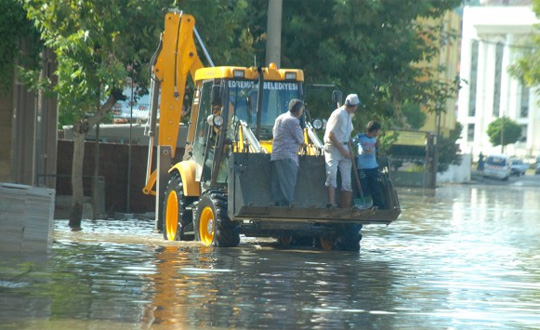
[142,10,400,251]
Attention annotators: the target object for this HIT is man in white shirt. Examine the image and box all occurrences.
[323,93,360,208]
[270,99,305,206]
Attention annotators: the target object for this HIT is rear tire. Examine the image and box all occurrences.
[335,224,363,251]
[291,236,314,246]
[317,237,335,250]
[277,236,293,247]
[162,172,195,241]
[194,192,240,247]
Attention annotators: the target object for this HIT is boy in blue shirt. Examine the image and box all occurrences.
[355,121,384,209]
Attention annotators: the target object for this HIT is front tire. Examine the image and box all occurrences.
[194,192,240,247]
[162,172,194,241]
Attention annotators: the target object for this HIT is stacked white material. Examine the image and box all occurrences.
[0,183,55,253]
[0,184,27,252]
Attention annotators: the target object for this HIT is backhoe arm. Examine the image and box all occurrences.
[143,11,205,197]
[154,12,203,155]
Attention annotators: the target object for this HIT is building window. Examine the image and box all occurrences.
[520,125,527,143]
[492,42,504,117]
[468,40,479,117]
[467,123,475,142]
[520,85,529,118]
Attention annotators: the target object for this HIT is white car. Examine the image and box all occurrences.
[510,159,529,176]
[484,154,512,180]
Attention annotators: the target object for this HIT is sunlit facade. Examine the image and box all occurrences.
[418,11,462,138]
[457,4,540,159]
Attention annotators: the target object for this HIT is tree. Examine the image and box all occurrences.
[22,0,256,229]
[22,0,174,229]
[401,102,427,129]
[263,0,461,171]
[437,122,462,172]
[276,0,461,128]
[508,0,540,87]
[486,117,522,151]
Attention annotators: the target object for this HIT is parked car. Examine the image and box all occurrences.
[536,163,540,175]
[484,154,512,180]
[510,158,529,176]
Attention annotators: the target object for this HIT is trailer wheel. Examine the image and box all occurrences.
[195,193,240,247]
[162,172,194,241]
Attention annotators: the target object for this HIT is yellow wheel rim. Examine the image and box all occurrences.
[319,237,334,250]
[199,206,215,246]
[165,191,178,241]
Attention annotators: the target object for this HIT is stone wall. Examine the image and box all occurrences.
[437,154,472,184]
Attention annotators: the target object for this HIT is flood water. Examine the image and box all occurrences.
[1,182,540,329]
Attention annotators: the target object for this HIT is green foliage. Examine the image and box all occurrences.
[377,128,399,157]
[174,0,461,130]
[437,121,462,172]
[0,0,41,93]
[22,0,172,125]
[508,0,540,87]
[406,165,425,173]
[486,117,522,147]
[179,0,259,66]
[277,0,462,127]
[21,0,263,126]
[21,0,461,129]
[401,103,427,129]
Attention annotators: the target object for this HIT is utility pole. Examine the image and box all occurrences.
[265,0,282,67]
[433,102,442,188]
[500,115,505,154]
[127,80,133,213]
[92,122,100,220]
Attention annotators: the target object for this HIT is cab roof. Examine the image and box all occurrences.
[194,63,304,82]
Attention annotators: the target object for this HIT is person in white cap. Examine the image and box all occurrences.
[323,93,360,208]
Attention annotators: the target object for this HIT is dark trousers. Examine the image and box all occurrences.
[359,168,384,208]
[271,158,298,206]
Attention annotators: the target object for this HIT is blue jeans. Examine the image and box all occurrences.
[358,168,384,208]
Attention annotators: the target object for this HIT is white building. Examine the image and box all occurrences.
[458,4,540,160]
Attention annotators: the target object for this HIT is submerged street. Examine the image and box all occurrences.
[1,178,540,330]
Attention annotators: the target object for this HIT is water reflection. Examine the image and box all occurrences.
[0,184,539,329]
[141,245,397,329]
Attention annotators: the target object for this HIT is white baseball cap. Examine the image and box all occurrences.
[345,94,360,106]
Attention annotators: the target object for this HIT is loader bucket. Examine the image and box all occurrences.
[228,153,400,225]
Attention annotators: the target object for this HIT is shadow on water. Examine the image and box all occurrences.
[1,183,540,329]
